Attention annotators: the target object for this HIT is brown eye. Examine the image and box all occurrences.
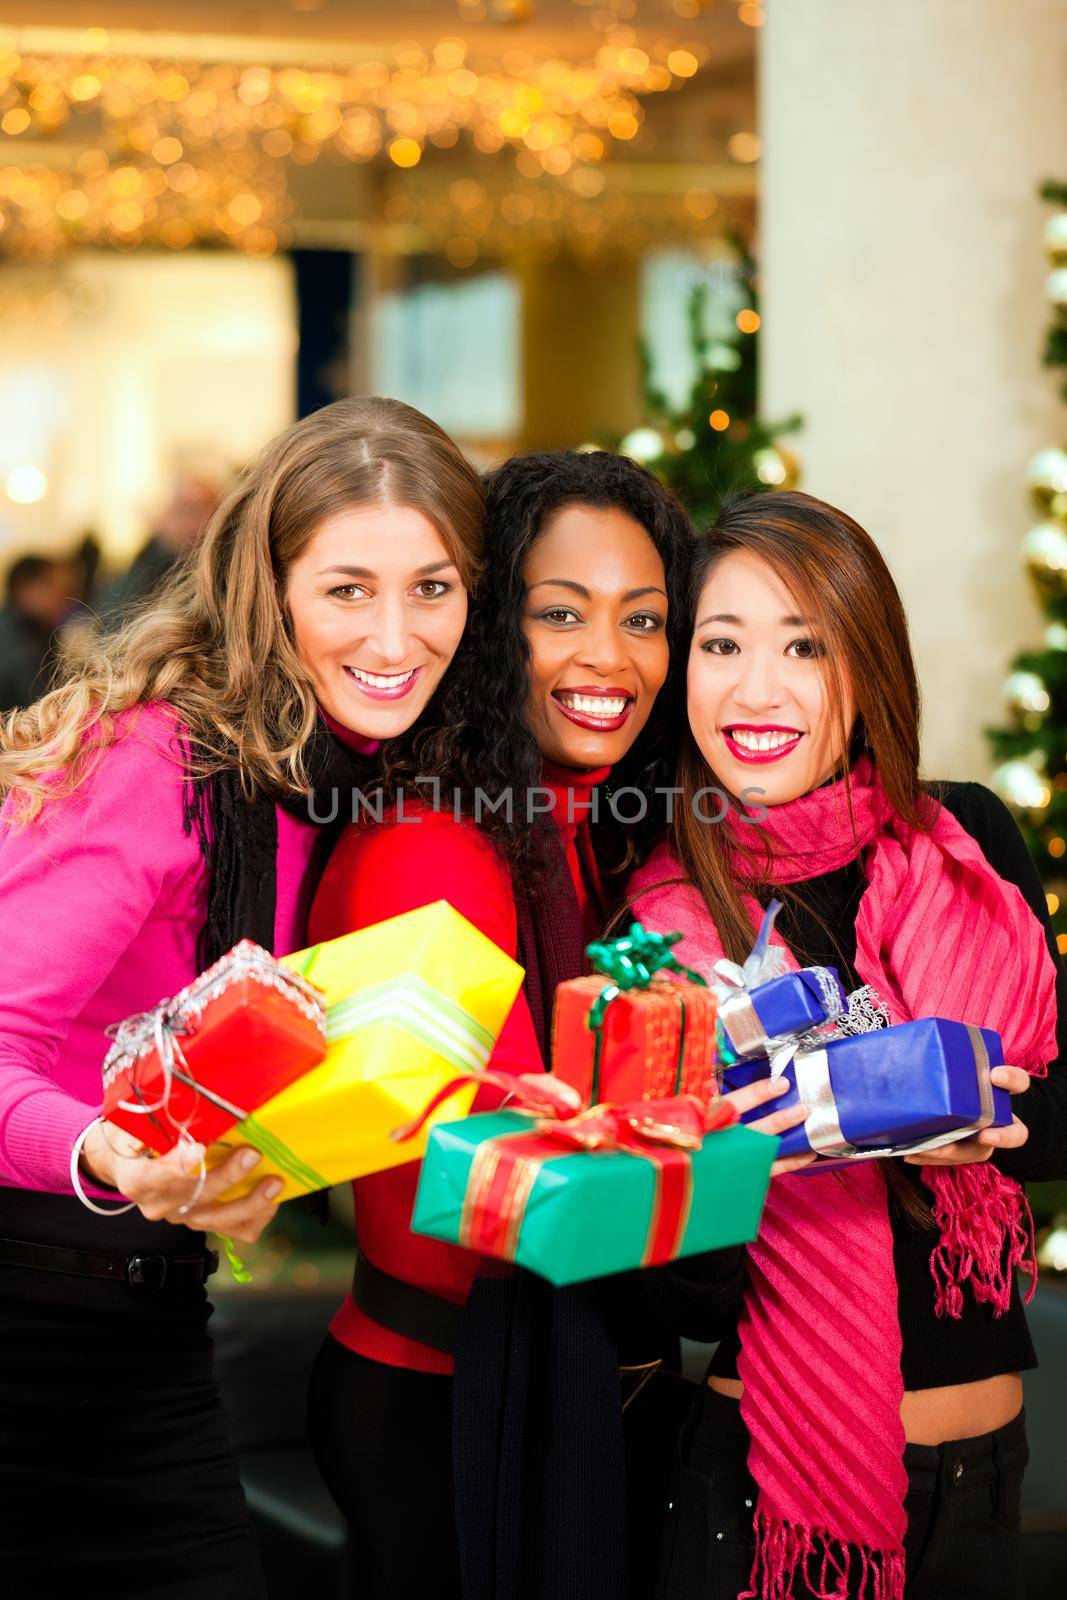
[787,637,825,660]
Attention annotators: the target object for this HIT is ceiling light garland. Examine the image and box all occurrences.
[380,162,753,266]
[0,25,719,256]
[0,32,705,175]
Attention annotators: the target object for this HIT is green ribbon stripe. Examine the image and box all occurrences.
[238,1114,329,1193]
[325,974,496,1074]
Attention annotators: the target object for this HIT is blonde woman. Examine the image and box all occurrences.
[0,396,483,1598]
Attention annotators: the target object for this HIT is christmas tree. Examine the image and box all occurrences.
[987,181,1067,957]
[614,243,802,528]
[986,181,1067,1254]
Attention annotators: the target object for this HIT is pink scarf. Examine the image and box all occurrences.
[629,759,1058,1600]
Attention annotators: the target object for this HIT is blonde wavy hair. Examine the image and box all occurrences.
[1,395,485,822]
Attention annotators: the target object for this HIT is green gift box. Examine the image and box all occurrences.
[410,1102,777,1287]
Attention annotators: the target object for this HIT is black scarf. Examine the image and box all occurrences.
[451,829,628,1600]
[183,721,380,969]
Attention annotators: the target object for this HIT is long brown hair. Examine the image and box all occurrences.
[672,489,925,962]
[671,491,933,1224]
[2,395,484,820]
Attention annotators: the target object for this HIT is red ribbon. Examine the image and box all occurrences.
[394,1072,738,1273]
[390,1068,584,1143]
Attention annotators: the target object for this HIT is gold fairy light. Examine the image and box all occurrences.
[0,25,713,255]
[0,144,290,258]
[0,31,697,174]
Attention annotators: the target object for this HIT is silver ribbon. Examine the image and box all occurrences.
[793,1023,1000,1162]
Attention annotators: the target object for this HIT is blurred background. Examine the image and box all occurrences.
[1,2,1066,1593]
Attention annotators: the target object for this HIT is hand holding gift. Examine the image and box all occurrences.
[79,1123,283,1242]
[902,1063,1031,1166]
[91,939,327,1239]
[723,1074,817,1176]
[97,903,524,1211]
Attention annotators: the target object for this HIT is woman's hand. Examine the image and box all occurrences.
[903,1064,1031,1168]
[80,1122,284,1243]
[719,1075,817,1176]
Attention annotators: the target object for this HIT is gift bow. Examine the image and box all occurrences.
[533,1092,738,1153]
[105,999,250,1129]
[713,900,811,1075]
[400,1072,739,1273]
[392,1069,736,1148]
[710,898,788,1006]
[585,923,707,1028]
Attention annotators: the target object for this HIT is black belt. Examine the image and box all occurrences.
[351,1254,462,1355]
[0,1235,219,1290]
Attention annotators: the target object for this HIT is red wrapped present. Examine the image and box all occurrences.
[551,924,719,1107]
[101,941,327,1154]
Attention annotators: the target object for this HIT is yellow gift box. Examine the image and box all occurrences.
[213,901,524,1201]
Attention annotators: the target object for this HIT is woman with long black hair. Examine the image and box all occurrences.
[307,450,812,1600]
[632,489,1067,1600]
[0,396,483,1598]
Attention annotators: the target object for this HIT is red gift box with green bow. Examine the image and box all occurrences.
[550,924,720,1108]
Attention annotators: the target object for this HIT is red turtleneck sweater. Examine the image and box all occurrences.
[307,765,609,1375]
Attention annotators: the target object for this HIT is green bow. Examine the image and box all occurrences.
[585,923,706,1029]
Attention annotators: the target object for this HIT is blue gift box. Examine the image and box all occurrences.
[723,1017,1012,1159]
[718,966,847,1058]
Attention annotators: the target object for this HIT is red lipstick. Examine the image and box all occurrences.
[722,723,803,765]
[551,685,635,734]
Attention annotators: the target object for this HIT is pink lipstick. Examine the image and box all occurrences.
[344,664,423,702]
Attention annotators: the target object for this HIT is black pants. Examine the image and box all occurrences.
[308,1333,462,1600]
[0,1192,263,1600]
[657,1386,1029,1600]
[0,1290,264,1600]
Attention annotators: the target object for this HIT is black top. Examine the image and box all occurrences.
[644,781,1067,1391]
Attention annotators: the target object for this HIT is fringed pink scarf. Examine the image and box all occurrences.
[630,759,1058,1600]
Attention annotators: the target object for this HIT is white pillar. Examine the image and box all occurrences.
[760,0,1067,779]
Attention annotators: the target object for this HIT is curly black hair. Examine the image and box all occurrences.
[385,449,695,886]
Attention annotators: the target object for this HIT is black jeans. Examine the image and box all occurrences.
[656,1386,1028,1600]
[307,1333,462,1600]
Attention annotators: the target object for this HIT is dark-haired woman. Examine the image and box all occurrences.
[631,489,1067,1600]
[0,397,483,1598]
[306,452,809,1600]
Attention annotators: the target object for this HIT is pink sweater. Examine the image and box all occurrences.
[0,703,326,1195]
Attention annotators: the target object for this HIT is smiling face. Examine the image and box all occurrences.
[687,548,854,805]
[285,503,468,740]
[520,503,670,769]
